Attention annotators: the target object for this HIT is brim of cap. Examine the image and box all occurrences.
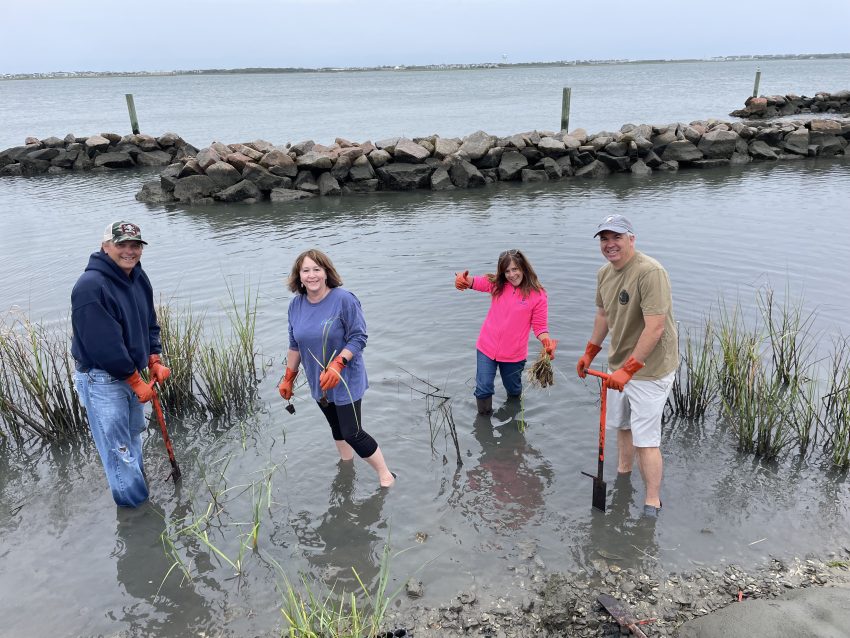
[113,235,148,245]
[594,225,630,237]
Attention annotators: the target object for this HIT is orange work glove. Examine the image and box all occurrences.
[278,367,298,400]
[148,354,171,385]
[541,337,558,360]
[576,342,602,378]
[319,355,346,392]
[125,370,155,403]
[606,357,645,392]
[454,270,471,291]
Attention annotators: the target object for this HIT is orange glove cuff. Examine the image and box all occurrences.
[622,356,645,374]
[148,354,162,366]
[584,342,602,358]
[283,367,298,382]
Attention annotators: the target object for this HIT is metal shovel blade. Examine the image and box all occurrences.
[597,593,648,638]
[581,471,607,512]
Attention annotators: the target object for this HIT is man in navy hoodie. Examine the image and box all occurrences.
[72,221,170,507]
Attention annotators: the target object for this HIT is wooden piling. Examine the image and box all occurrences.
[561,87,572,133]
[125,93,140,134]
[752,69,761,98]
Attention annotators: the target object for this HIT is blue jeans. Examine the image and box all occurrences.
[474,349,526,399]
[74,369,149,507]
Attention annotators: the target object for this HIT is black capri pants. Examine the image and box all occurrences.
[317,399,379,459]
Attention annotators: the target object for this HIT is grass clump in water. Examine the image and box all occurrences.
[0,312,86,442]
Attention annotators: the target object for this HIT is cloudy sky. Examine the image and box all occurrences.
[3,0,849,74]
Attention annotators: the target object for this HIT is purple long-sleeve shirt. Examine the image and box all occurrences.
[287,287,368,404]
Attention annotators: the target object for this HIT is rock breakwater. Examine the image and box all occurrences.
[0,132,198,177]
[730,89,850,119]
[133,114,850,205]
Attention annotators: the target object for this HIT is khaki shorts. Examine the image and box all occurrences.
[605,371,675,448]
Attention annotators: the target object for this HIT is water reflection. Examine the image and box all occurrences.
[573,472,660,572]
[457,398,554,532]
[114,503,212,635]
[290,461,387,589]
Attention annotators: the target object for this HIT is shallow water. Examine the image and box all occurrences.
[1,156,850,636]
[2,61,850,636]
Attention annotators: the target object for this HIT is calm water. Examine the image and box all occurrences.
[1,58,849,150]
[1,62,850,637]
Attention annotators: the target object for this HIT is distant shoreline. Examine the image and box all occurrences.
[3,52,849,82]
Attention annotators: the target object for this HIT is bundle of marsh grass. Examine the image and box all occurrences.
[527,349,554,388]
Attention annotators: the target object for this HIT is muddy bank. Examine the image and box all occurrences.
[381,552,850,637]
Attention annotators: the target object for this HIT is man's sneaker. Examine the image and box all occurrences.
[642,503,662,518]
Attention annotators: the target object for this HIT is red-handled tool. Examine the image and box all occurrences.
[151,385,181,482]
[582,369,609,512]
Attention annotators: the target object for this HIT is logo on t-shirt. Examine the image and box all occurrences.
[618,289,630,305]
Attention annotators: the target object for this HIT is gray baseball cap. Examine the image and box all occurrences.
[594,214,634,237]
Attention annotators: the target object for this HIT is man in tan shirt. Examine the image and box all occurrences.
[576,214,678,517]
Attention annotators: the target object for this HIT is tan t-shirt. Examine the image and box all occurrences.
[595,251,678,379]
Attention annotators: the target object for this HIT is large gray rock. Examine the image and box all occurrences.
[596,153,630,171]
[748,140,779,160]
[783,128,810,155]
[449,160,485,188]
[697,130,740,159]
[173,175,218,202]
[294,170,319,194]
[160,163,182,192]
[458,130,494,161]
[630,159,652,176]
[376,163,434,190]
[574,160,611,178]
[497,151,529,181]
[206,161,242,188]
[368,149,391,168]
[662,140,703,162]
[229,143,263,161]
[26,147,61,161]
[539,157,562,180]
[243,162,288,191]
[19,158,51,175]
[156,132,182,147]
[538,137,568,157]
[476,147,505,169]
[50,149,79,168]
[520,168,548,182]
[135,180,175,204]
[296,151,333,170]
[677,585,850,638]
[317,172,341,196]
[134,150,172,166]
[430,167,454,191]
[85,135,111,154]
[215,179,262,202]
[0,164,23,176]
[375,137,399,153]
[259,149,298,177]
[434,137,460,159]
[349,156,376,181]
[289,140,315,156]
[394,139,430,163]
[196,147,221,170]
[330,155,352,181]
[178,158,203,178]
[270,188,316,202]
[343,179,380,193]
[94,152,135,168]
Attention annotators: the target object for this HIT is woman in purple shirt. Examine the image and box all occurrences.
[278,249,394,487]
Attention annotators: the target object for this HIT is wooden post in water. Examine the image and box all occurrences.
[561,87,572,132]
[752,68,761,98]
[125,93,140,134]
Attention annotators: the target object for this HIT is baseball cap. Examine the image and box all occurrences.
[103,221,148,245]
[594,214,634,237]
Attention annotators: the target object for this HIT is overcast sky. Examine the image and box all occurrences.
[3,0,850,74]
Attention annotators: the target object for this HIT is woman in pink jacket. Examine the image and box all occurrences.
[455,249,557,415]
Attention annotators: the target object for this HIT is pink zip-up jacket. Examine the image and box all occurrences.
[471,275,549,362]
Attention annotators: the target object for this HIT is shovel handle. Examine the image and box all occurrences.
[584,369,608,471]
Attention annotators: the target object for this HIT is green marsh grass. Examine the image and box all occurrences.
[670,319,717,420]
[823,337,850,469]
[0,312,86,442]
[758,284,818,387]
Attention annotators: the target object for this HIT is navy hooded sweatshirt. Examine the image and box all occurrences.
[71,250,161,379]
